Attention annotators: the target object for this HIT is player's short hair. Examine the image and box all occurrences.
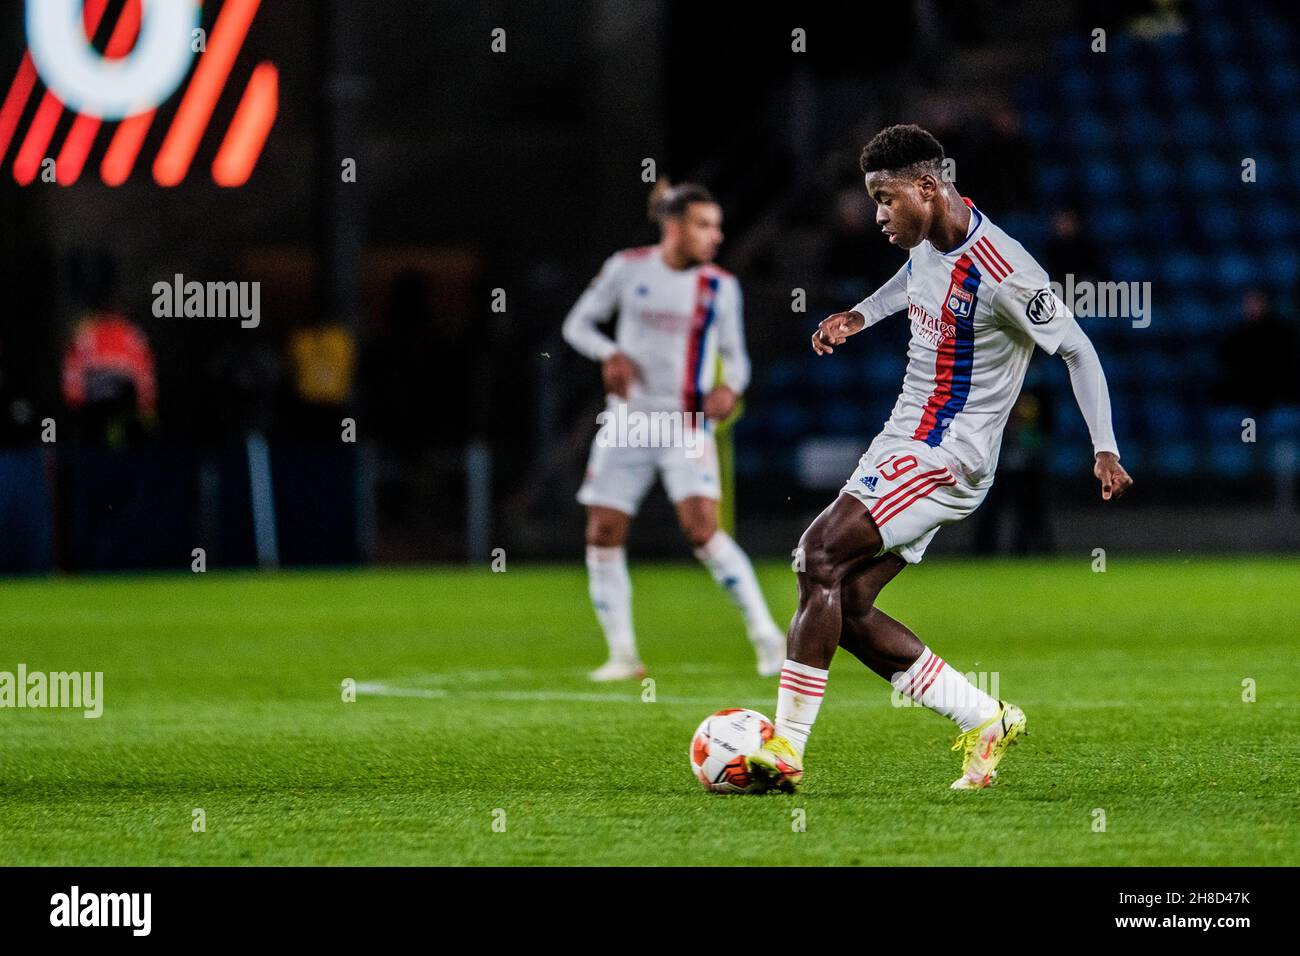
[860,124,946,179]
[648,180,716,223]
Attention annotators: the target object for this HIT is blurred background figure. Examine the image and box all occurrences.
[1215,288,1300,413]
[61,298,156,447]
[974,390,1055,555]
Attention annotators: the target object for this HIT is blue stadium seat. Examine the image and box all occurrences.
[1209,439,1255,478]
[1251,204,1297,241]
[1184,154,1224,191]
[1060,68,1098,105]
[769,405,814,440]
[1159,66,1198,100]
[1176,111,1218,147]
[1134,156,1174,195]
[761,358,803,391]
[1140,397,1192,438]
[1196,20,1237,59]
[1165,297,1217,335]
[1049,443,1082,477]
[1261,405,1300,441]
[1226,107,1263,142]
[1264,249,1300,286]
[1091,207,1138,239]
[1278,112,1300,145]
[1161,252,1206,287]
[1267,62,1300,98]
[1207,407,1254,443]
[1036,163,1071,198]
[1214,251,1259,288]
[1107,248,1151,284]
[1083,160,1123,198]
[1154,441,1198,476]
[1021,108,1055,142]
[1069,111,1112,151]
[1214,63,1253,100]
[1108,65,1145,101]
[1201,204,1242,239]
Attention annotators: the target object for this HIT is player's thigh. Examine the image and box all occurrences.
[577,439,657,517]
[797,493,885,585]
[659,429,722,509]
[673,495,718,547]
[585,505,631,547]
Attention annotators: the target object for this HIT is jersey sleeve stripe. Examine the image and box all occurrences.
[970,239,1008,282]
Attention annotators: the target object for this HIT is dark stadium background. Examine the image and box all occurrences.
[0,0,1296,573]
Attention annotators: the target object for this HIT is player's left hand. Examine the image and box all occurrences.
[702,385,738,421]
[1094,452,1132,501]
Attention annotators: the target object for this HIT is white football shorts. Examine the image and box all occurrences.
[840,432,990,563]
[577,428,720,516]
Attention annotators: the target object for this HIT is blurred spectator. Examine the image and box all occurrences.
[0,334,40,446]
[287,317,356,437]
[826,183,892,282]
[971,108,1033,214]
[1043,208,1105,283]
[974,390,1054,554]
[61,308,156,446]
[1215,289,1300,412]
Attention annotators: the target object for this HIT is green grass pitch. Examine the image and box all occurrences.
[1,556,1297,866]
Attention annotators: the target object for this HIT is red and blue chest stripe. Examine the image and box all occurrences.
[913,254,982,447]
[682,269,720,414]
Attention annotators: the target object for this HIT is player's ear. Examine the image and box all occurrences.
[916,173,940,200]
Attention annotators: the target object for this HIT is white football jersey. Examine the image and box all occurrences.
[852,199,1072,486]
[563,245,750,415]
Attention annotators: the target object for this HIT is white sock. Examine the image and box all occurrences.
[776,659,828,756]
[693,530,781,645]
[892,647,1000,732]
[586,545,638,662]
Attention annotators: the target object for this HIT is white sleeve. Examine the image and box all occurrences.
[562,253,625,362]
[715,276,751,393]
[850,261,910,327]
[990,255,1071,355]
[1057,317,1120,458]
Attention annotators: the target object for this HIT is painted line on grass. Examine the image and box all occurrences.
[356,680,771,707]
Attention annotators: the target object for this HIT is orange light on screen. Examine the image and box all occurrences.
[57,0,143,185]
[154,0,262,187]
[212,61,277,188]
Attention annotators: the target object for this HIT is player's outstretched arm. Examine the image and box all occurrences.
[812,261,910,356]
[811,311,866,355]
[1057,318,1133,501]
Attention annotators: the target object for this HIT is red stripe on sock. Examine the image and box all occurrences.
[780,670,827,690]
[917,659,946,698]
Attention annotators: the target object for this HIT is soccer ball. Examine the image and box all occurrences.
[689,707,776,794]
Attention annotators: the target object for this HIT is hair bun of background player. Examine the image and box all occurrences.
[647,179,715,223]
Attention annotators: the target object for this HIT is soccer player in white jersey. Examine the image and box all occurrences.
[562,182,785,681]
[747,125,1133,791]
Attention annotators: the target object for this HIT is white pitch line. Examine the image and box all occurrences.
[356,680,1298,712]
[356,681,770,707]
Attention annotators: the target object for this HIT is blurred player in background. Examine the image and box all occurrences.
[747,125,1133,791]
[563,182,785,681]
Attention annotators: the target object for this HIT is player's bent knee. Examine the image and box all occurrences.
[681,519,717,549]
[585,509,630,548]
